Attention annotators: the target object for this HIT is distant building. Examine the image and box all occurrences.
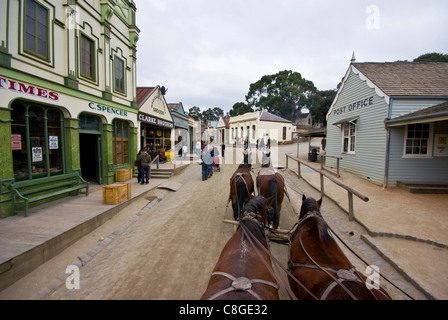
[295,112,322,130]
[229,110,296,144]
[326,61,448,187]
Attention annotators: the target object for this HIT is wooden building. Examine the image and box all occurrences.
[326,61,448,188]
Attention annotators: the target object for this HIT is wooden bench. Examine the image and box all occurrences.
[3,172,89,217]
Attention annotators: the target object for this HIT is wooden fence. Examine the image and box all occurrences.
[285,153,369,221]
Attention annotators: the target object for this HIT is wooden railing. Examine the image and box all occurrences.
[285,153,368,221]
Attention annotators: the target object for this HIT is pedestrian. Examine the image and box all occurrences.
[209,144,215,178]
[201,146,213,181]
[267,137,271,149]
[135,149,143,183]
[137,148,151,184]
[259,137,265,151]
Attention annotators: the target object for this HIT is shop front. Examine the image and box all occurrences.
[0,76,138,217]
[137,86,174,154]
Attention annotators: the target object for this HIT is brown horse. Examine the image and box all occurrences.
[288,195,392,300]
[201,196,279,300]
[256,152,284,229]
[229,153,255,220]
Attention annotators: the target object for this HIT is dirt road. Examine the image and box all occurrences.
[0,145,426,300]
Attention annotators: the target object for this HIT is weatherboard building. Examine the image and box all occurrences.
[325,61,448,188]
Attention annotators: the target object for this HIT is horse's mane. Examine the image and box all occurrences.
[299,198,333,243]
[238,163,251,170]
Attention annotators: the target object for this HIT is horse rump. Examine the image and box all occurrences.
[233,180,247,220]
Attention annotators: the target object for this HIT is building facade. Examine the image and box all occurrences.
[137,86,174,153]
[0,0,140,217]
[229,110,296,145]
[326,61,448,187]
[168,102,190,156]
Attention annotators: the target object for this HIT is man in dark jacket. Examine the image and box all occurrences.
[137,148,151,184]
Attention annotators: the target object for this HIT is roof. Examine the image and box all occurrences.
[352,62,448,96]
[259,110,292,124]
[386,101,448,127]
[136,87,156,107]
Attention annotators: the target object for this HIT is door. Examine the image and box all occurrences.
[79,133,102,184]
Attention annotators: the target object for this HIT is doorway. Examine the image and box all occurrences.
[79,133,102,184]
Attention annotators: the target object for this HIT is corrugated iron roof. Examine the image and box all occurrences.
[136,87,156,107]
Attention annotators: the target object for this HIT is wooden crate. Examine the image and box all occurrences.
[102,183,131,205]
[115,168,132,182]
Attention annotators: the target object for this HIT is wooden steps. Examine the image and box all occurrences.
[397,181,448,194]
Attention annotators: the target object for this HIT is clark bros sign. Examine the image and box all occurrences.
[138,112,174,129]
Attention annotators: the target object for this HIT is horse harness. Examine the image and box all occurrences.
[207,214,279,300]
[288,211,366,300]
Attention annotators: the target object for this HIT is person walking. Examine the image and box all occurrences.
[137,148,151,184]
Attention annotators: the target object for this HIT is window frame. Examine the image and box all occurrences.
[114,55,125,94]
[24,0,49,60]
[11,101,65,181]
[403,123,434,158]
[341,120,357,154]
[80,33,96,81]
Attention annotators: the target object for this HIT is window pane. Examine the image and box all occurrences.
[343,138,349,152]
[47,109,63,175]
[28,106,47,176]
[11,103,29,180]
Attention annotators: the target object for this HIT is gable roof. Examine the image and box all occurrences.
[352,62,448,97]
[327,62,448,121]
[136,87,156,107]
[259,110,292,123]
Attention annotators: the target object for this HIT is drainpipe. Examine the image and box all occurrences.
[383,98,393,188]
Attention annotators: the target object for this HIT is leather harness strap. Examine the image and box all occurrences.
[207,271,279,300]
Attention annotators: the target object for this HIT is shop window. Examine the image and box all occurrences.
[404,123,433,157]
[283,127,287,140]
[80,34,95,80]
[113,120,129,165]
[11,101,64,181]
[114,56,125,93]
[342,121,356,154]
[24,0,49,60]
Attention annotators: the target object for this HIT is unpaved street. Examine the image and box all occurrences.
[0,145,426,300]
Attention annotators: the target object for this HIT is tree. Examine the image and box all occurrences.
[202,108,216,122]
[188,106,202,121]
[413,52,448,62]
[212,107,224,120]
[308,89,337,126]
[245,70,317,122]
[229,102,254,117]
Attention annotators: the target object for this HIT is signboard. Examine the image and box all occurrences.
[49,136,59,150]
[434,134,448,157]
[11,134,22,150]
[32,147,43,162]
[138,112,174,129]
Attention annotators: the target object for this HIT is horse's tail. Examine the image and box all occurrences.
[268,178,279,229]
[234,180,247,221]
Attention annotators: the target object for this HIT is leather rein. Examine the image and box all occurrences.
[289,211,385,300]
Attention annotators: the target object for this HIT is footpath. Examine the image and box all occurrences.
[281,151,448,300]
[0,161,191,293]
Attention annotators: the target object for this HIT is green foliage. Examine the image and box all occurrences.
[245,70,317,121]
[229,102,254,117]
[414,52,448,62]
[188,106,202,120]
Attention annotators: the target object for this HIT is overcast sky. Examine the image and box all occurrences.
[135,0,448,114]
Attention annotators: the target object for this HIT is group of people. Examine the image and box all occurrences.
[135,142,167,185]
[201,143,221,181]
